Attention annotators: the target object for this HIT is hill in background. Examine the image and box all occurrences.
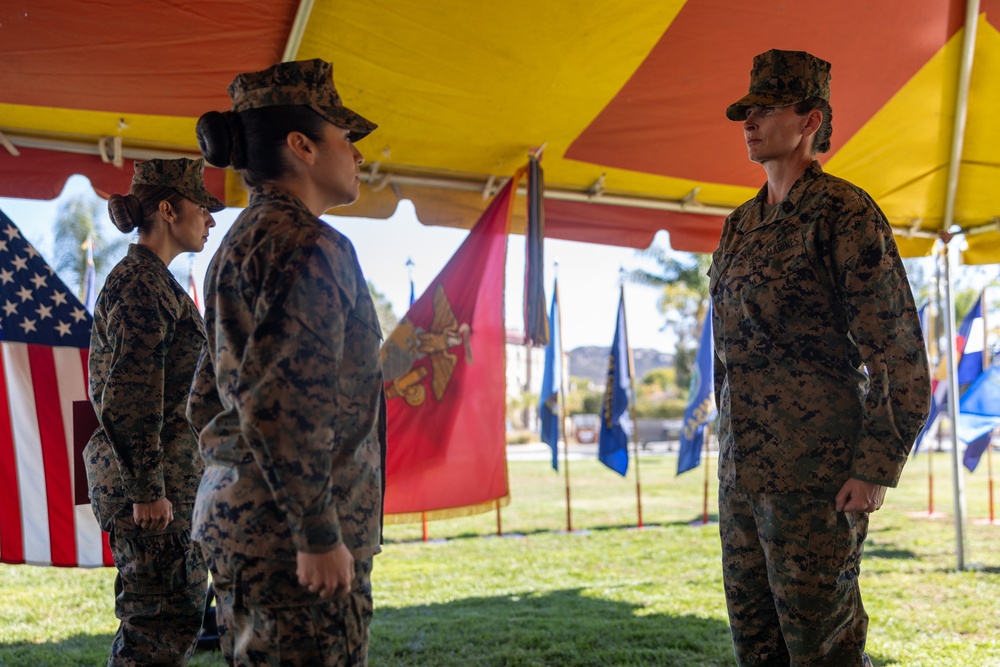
[568,346,674,385]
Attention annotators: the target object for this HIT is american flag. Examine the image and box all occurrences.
[0,208,112,567]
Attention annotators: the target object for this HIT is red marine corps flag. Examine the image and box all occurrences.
[380,171,522,521]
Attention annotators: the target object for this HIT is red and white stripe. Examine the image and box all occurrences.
[0,341,112,567]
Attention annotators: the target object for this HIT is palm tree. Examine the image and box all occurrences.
[51,195,128,301]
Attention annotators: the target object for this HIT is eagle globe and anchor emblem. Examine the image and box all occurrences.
[380,284,473,407]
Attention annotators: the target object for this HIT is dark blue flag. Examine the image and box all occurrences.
[678,302,717,474]
[598,290,631,476]
[538,281,561,470]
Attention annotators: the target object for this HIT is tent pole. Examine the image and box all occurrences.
[281,0,315,61]
[939,0,979,571]
[941,245,968,570]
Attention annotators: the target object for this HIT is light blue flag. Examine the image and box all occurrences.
[598,290,632,476]
[678,302,717,474]
[538,281,561,470]
[958,362,1000,472]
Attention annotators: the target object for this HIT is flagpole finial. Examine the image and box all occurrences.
[405,256,415,276]
[530,143,547,161]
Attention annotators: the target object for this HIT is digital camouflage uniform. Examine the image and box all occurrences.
[712,162,931,666]
[713,51,931,667]
[84,157,223,667]
[85,243,211,667]
[189,182,385,666]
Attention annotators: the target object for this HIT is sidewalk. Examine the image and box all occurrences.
[505,440,702,461]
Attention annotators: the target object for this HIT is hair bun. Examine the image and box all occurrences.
[107,193,141,233]
[197,110,246,169]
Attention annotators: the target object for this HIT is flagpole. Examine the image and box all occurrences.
[619,280,643,529]
[496,499,504,536]
[929,268,941,516]
[556,279,572,533]
[620,281,644,529]
[984,288,995,525]
[988,429,996,524]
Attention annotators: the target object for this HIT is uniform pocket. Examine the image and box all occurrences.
[83,432,127,531]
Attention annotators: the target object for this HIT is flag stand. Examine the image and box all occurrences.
[702,424,712,525]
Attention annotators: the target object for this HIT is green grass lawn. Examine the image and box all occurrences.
[1,449,998,666]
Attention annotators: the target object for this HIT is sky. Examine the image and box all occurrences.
[0,175,682,353]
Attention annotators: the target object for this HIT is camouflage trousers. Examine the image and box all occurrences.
[107,506,209,667]
[719,485,870,667]
[202,547,373,667]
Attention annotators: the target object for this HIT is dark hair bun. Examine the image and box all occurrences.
[197,110,244,169]
[107,193,142,233]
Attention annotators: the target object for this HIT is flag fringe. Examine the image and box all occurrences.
[384,494,511,525]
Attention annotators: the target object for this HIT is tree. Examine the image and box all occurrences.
[51,195,127,300]
[367,280,398,337]
[629,247,711,392]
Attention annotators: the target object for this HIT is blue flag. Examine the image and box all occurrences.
[598,291,632,476]
[957,363,1000,472]
[913,294,985,454]
[538,281,561,470]
[678,302,717,474]
[956,293,985,385]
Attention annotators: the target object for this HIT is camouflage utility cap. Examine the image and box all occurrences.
[132,158,226,212]
[228,59,377,142]
[726,49,831,121]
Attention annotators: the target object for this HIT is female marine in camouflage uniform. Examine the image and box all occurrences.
[85,158,224,666]
[190,59,385,666]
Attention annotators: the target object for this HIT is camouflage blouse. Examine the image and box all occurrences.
[189,185,385,560]
[86,244,206,527]
[710,162,931,496]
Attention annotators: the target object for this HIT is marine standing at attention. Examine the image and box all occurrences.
[710,49,930,666]
[85,157,224,666]
[189,59,386,666]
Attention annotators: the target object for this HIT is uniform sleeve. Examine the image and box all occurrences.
[833,196,931,487]
[186,347,222,435]
[230,241,352,554]
[97,282,172,503]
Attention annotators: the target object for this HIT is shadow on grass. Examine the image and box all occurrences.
[386,520,721,545]
[0,634,226,667]
[864,546,918,560]
[372,587,737,667]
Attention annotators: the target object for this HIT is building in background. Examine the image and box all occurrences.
[506,329,564,432]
